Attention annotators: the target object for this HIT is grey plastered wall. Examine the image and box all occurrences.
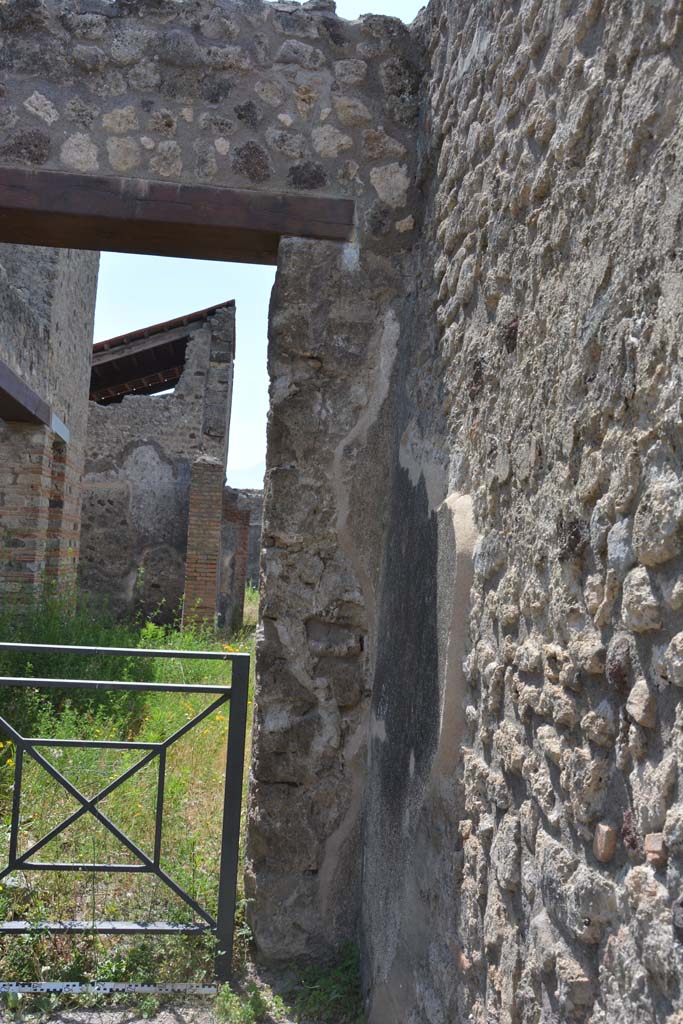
[80,304,235,621]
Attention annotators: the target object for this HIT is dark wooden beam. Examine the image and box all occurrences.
[0,358,69,441]
[0,168,356,265]
[91,325,191,367]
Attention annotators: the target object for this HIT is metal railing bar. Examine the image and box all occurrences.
[21,863,149,873]
[0,733,161,881]
[0,718,152,872]
[0,922,210,935]
[0,639,250,976]
[215,657,250,983]
[23,738,161,750]
[0,677,233,695]
[0,642,247,662]
[8,743,22,868]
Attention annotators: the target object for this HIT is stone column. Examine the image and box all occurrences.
[182,455,225,625]
[246,237,403,961]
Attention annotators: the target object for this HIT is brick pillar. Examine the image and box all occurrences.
[182,456,225,626]
[0,423,53,596]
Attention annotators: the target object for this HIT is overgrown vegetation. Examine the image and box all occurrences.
[0,591,364,1023]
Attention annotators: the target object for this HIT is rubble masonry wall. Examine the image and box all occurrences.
[359,1,683,1020]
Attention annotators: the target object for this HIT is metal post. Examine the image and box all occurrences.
[215,656,250,983]
[154,749,166,866]
[8,743,23,869]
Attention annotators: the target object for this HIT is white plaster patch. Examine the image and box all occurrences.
[370,163,410,209]
[341,242,360,272]
[371,714,387,742]
[399,419,448,513]
[23,91,59,125]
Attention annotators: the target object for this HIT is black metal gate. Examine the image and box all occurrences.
[0,641,249,993]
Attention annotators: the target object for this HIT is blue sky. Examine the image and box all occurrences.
[93,0,423,489]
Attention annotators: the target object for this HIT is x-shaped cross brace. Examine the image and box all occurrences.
[0,692,229,928]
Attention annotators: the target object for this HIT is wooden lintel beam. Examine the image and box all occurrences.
[0,358,69,441]
[0,167,356,265]
[92,324,191,367]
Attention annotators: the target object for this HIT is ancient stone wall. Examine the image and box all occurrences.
[246,234,408,958]
[80,303,235,622]
[360,1,683,1021]
[8,0,683,1018]
[0,244,99,592]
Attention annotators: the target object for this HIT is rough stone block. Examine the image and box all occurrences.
[644,832,668,869]
[593,823,617,864]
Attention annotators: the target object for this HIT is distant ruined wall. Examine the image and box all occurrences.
[80,304,235,621]
[220,486,263,629]
[0,244,99,593]
[226,486,263,587]
[360,1,683,1021]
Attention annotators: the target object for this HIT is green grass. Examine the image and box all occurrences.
[0,592,255,1018]
[243,585,259,629]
